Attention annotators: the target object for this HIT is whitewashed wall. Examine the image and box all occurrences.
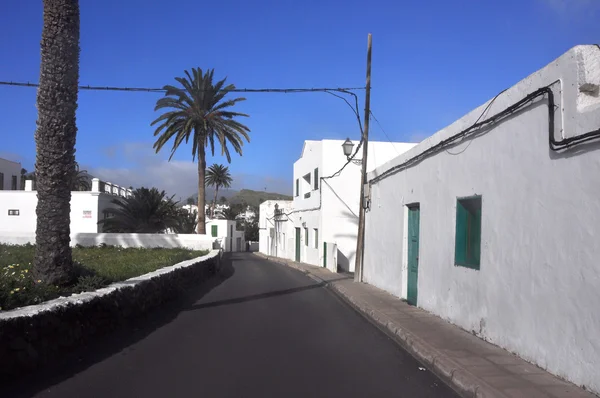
[0,232,214,250]
[363,45,600,393]
[319,140,416,272]
[0,191,102,233]
[0,158,21,191]
[259,200,294,258]
[263,140,415,271]
[206,219,245,252]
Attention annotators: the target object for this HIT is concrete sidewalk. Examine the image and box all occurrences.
[255,253,596,398]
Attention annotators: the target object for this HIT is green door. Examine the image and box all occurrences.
[295,228,301,262]
[407,206,420,306]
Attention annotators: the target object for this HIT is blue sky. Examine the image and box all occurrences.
[0,0,598,198]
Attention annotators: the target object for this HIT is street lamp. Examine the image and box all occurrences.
[342,138,354,159]
[342,138,362,164]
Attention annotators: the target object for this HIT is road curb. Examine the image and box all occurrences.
[327,280,507,398]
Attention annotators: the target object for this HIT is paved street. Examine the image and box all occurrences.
[4,253,458,398]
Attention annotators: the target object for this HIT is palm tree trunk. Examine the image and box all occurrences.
[213,185,219,218]
[33,0,80,285]
[197,145,207,234]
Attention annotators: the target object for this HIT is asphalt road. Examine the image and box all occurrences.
[4,253,459,398]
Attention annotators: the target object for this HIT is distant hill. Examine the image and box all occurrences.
[229,189,292,207]
[187,188,291,208]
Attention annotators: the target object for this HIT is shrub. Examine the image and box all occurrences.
[0,244,208,311]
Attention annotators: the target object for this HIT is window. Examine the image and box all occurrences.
[313,168,319,190]
[11,175,17,190]
[305,228,308,246]
[455,196,482,270]
[295,179,299,197]
[211,225,218,237]
[0,172,4,190]
[303,173,311,198]
[314,228,318,248]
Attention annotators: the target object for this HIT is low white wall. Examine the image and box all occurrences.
[0,232,215,251]
[363,45,600,393]
[0,191,108,234]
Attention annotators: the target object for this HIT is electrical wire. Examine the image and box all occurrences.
[369,79,600,185]
[369,110,399,155]
[2,78,368,223]
[445,88,508,155]
[0,80,365,94]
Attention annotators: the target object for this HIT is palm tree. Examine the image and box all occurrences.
[176,208,198,234]
[98,187,181,233]
[151,68,250,234]
[70,162,91,191]
[25,162,91,191]
[33,0,80,286]
[221,207,239,221]
[205,164,233,218]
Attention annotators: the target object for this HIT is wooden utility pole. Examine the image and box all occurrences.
[354,33,372,282]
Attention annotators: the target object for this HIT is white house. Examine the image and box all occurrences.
[0,178,132,235]
[179,203,245,252]
[0,158,21,191]
[259,200,294,258]
[361,45,600,394]
[259,139,416,272]
[206,219,246,252]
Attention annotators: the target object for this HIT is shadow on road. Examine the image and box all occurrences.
[186,282,326,311]
[1,254,236,398]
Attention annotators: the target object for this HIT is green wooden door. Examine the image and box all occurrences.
[407,206,420,306]
[295,228,301,262]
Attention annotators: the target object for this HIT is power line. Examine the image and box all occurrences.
[369,110,399,155]
[0,80,365,94]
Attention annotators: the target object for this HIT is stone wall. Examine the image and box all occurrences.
[0,250,221,381]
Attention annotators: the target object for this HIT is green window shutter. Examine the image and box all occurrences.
[305,228,308,246]
[211,225,218,237]
[295,179,299,197]
[455,197,482,269]
[455,200,467,265]
[469,208,481,267]
[314,229,318,248]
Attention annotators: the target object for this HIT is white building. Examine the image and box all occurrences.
[179,204,245,252]
[259,200,294,258]
[361,45,600,394]
[259,139,416,272]
[206,219,246,252]
[0,158,21,191]
[0,178,132,235]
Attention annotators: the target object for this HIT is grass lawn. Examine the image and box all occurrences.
[0,244,209,312]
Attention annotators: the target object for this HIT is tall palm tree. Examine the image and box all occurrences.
[33,0,80,286]
[205,164,233,217]
[151,68,250,234]
[24,161,91,191]
[98,187,181,233]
